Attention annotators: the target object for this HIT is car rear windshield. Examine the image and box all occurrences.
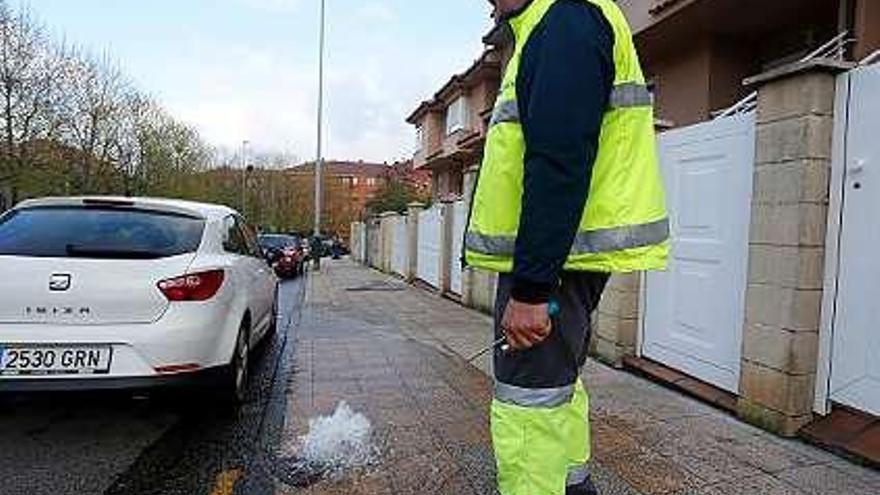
[260,235,296,250]
[0,206,206,259]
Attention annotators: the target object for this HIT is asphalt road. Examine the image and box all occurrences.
[0,277,306,495]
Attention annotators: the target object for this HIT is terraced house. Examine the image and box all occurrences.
[599,0,880,463]
[406,49,502,202]
[619,0,880,126]
[394,0,880,464]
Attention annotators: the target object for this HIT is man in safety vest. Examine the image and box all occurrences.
[468,1,670,494]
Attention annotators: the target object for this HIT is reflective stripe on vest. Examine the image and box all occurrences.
[466,218,670,257]
[494,381,574,408]
[488,83,653,129]
[489,100,521,127]
[608,82,653,109]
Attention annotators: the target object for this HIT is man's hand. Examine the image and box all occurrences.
[501,299,552,350]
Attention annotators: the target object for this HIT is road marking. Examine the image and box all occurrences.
[210,468,243,495]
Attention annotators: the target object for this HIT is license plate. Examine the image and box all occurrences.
[0,346,112,376]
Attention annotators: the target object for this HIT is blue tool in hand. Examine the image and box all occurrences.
[548,299,561,317]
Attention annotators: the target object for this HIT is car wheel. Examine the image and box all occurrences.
[222,321,250,406]
[266,296,278,337]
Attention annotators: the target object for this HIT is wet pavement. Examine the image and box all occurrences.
[0,277,307,495]
[275,275,496,494]
[301,259,880,495]
[1,261,877,495]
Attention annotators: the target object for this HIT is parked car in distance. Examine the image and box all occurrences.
[0,197,278,404]
[258,234,304,278]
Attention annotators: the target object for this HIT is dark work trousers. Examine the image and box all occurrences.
[493,271,610,389]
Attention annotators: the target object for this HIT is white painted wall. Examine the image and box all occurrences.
[391,216,408,277]
[449,201,466,295]
[417,205,442,288]
[824,65,880,416]
[642,112,756,393]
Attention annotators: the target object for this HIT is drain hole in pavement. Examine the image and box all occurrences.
[345,282,405,292]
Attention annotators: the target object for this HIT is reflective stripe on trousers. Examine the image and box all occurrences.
[466,218,670,257]
[495,381,574,408]
[492,380,591,494]
[491,274,604,495]
[489,82,653,128]
[567,464,590,487]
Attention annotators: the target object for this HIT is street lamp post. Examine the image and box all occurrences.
[314,0,326,238]
[240,140,250,213]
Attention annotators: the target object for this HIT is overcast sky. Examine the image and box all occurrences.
[18,0,494,163]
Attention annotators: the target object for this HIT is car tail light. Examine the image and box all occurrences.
[155,363,202,374]
[158,270,225,301]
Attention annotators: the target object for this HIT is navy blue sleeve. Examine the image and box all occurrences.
[510,0,615,304]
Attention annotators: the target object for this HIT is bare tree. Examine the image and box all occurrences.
[0,0,324,227]
[58,51,132,193]
[0,3,68,200]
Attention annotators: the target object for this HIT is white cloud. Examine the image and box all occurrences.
[145,1,489,164]
[236,0,302,13]
[355,1,397,24]
[165,42,318,159]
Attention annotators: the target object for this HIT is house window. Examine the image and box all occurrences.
[415,125,424,152]
[446,96,468,135]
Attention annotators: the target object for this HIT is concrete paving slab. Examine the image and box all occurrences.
[275,260,880,495]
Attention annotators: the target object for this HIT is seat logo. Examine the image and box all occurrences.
[49,274,72,292]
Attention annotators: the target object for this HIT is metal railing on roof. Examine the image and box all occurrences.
[715,31,854,119]
[860,50,880,67]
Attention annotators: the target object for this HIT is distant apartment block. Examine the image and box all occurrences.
[287,160,429,239]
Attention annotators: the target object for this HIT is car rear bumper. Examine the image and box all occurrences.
[0,302,244,380]
[273,260,301,275]
[0,365,228,392]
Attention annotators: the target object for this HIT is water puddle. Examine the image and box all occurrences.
[277,401,380,487]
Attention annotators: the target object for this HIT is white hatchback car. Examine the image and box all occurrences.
[0,197,278,402]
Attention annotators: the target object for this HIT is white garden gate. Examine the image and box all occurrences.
[391,216,408,277]
[417,205,442,288]
[820,64,880,416]
[642,112,756,393]
[359,223,367,262]
[449,201,466,295]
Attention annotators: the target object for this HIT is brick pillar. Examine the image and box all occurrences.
[462,164,479,308]
[592,274,640,367]
[439,200,455,294]
[379,212,397,273]
[406,202,424,283]
[737,60,851,436]
[365,216,379,268]
[350,222,361,263]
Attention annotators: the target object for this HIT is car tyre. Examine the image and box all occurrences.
[219,320,250,407]
[266,294,278,338]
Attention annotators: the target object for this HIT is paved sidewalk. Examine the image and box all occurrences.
[277,259,879,495]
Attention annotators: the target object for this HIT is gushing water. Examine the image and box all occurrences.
[283,401,379,486]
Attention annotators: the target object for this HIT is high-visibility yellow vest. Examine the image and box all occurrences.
[465,0,670,273]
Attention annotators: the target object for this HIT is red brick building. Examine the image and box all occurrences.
[287,160,429,241]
